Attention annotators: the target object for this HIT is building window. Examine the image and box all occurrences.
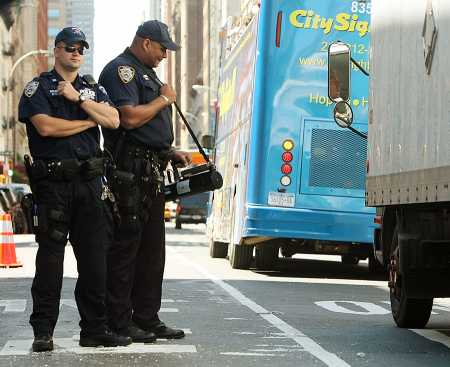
[48,9,60,19]
[48,27,59,37]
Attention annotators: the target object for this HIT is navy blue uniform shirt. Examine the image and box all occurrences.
[99,48,174,151]
[18,69,111,160]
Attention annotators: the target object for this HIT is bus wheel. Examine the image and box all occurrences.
[209,240,228,259]
[255,243,279,270]
[341,255,359,265]
[229,244,253,269]
[389,227,433,328]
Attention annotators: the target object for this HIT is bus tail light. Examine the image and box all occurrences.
[281,163,292,175]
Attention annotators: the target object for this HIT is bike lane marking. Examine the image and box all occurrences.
[167,247,352,367]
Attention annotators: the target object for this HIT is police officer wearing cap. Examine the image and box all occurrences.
[18,27,132,352]
[99,20,191,342]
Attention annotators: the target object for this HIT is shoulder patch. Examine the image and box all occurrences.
[118,65,135,84]
[24,80,39,98]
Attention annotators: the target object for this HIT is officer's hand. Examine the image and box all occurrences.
[171,151,192,167]
[57,81,80,102]
[160,84,177,104]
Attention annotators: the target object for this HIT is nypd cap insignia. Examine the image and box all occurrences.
[24,81,39,98]
[118,65,135,84]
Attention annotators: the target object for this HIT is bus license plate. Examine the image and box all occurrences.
[268,192,295,208]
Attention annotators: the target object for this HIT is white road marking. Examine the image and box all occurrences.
[316,301,390,315]
[381,301,439,315]
[410,330,450,349]
[160,308,179,313]
[168,247,352,367]
[220,352,278,356]
[0,299,26,313]
[0,338,196,356]
[224,317,247,320]
[60,299,77,310]
[0,340,32,356]
[162,299,175,303]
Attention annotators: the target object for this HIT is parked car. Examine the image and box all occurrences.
[175,192,209,229]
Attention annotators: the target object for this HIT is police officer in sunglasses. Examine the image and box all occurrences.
[18,27,132,352]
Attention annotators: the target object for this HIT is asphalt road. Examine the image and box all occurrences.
[1,224,450,366]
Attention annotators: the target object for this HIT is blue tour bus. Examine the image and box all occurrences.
[207,0,376,270]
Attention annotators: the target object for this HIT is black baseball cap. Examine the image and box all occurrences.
[54,27,89,49]
[136,20,179,51]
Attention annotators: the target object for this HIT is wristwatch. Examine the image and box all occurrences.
[78,93,88,105]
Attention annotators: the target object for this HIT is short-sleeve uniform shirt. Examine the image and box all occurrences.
[99,48,174,151]
[18,69,112,160]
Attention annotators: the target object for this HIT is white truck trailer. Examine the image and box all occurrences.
[327,0,450,328]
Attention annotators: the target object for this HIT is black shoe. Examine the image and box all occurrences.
[79,330,132,347]
[32,335,53,352]
[147,322,185,339]
[122,324,156,343]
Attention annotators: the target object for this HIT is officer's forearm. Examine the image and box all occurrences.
[80,100,120,129]
[119,97,169,129]
[30,114,97,138]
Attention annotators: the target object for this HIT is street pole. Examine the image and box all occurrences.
[6,49,49,173]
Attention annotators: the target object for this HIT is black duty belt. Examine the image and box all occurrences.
[30,157,105,182]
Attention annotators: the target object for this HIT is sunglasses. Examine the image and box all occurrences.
[57,45,85,55]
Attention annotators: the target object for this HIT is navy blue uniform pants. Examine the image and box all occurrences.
[29,177,110,337]
[106,193,165,333]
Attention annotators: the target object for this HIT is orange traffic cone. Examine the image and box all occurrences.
[0,213,22,268]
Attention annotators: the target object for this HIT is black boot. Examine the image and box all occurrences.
[32,335,53,352]
[146,322,185,339]
[79,330,132,347]
[121,323,156,343]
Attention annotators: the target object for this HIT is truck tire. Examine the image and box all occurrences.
[341,255,359,265]
[389,228,433,328]
[209,240,228,258]
[229,244,253,269]
[255,243,279,270]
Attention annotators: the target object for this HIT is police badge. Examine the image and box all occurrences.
[118,66,135,84]
[24,81,39,98]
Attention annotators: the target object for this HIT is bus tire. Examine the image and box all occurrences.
[341,255,359,265]
[209,240,228,258]
[229,244,253,269]
[255,243,279,270]
[389,227,433,328]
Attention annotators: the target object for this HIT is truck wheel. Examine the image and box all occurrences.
[389,228,433,328]
[341,255,359,265]
[209,240,228,258]
[175,219,182,229]
[229,244,253,269]
[255,243,279,270]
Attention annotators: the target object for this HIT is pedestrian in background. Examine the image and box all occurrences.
[99,20,191,342]
[18,26,131,352]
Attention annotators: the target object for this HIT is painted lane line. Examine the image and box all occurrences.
[316,301,390,315]
[410,329,450,349]
[220,352,278,356]
[0,338,196,356]
[160,308,179,313]
[381,301,439,315]
[167,247,351,367]
[0,340,32,356]
[60,299,77,310]
[162,299,175,303]
[0,300,26,313]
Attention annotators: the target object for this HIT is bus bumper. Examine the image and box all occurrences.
[244,205,376,244]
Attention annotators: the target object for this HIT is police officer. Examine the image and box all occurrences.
[99,20,191,342]
[18,27,132,352]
